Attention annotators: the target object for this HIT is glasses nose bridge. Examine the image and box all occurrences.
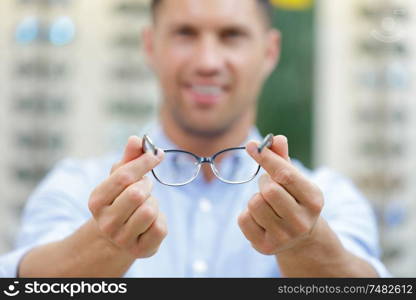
[199,157,214,164]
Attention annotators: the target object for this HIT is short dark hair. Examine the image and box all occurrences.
[150,0,273,26]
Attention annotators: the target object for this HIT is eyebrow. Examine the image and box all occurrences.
[167,21,254,34]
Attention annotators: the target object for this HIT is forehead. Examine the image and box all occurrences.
[155,0,264,28]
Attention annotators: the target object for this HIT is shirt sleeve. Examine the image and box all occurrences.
[314,167,391,277]
[0,158,92,277]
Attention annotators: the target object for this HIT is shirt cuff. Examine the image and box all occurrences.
[338,234,392,277]
[0,246,33,278]
[363,255,392,278]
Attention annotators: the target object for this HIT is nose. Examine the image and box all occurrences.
[192,35,224,77]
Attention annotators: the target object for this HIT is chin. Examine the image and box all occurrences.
[171,103,238,137]
[178,118,232,138]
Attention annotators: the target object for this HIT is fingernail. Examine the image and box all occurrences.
[246,142,258,157]
[156,148,164,160]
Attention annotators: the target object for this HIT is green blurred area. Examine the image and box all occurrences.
[257,6,315,168]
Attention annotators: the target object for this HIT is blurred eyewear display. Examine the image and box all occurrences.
[15,16,76,46]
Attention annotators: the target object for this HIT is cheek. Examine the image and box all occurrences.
[232,58,266,94]
[154,44,189,84]
[228,46,267,81]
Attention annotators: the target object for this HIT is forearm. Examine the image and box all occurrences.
[276,218,378,277]
[18,219,135,277]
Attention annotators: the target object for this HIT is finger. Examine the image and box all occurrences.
[110,162,121,175]
[247,193,282,231]
[246,141,317,206]
[133,212,168,258]
[121,136,144,164]
[270,135,290,162]
[91,150,164,209]
[105,176,153,226]
[238,208,265,245]
[258,173,301,220]
[116,196,159,246]
[110,136,144,175]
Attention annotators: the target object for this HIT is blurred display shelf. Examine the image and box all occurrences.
[0,0,156,254]
[315,0,416,276]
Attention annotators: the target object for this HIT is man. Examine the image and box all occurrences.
[0,0,389,277]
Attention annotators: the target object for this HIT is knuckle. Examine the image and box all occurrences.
[127,187,147,205]
[88,191,102,215]
[129,246,144,258]
[310,184,323,198]
[142,249,158,258]
[140,205,158,223]
[307,190,324,214]
[115,171,134,187]
[113,232,129,248]
[272,168,295,185]
[237,213,248,228]
[153,222,168,240]
[310,199,324,215]
[292,217,310,236]
[88,198,98,216]
[248,195,264,213]
[130,243,158,259]
[98,216,118,238]
[266,233,289,254]
[261,183,278,201]
[256,241,277,256]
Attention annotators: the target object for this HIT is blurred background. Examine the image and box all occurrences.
[0,0,415,276]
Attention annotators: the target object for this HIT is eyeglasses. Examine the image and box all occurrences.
[16,61,67,79]
[15,16,76,46]
[107,98,154,117]
[142,134,273,186]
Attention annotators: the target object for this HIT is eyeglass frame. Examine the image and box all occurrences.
[142,133,273,187]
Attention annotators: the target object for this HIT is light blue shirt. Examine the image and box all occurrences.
[0,123,390,277]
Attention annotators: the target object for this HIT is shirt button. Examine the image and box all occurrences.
[192,260,208,274]
[199,198,212,213]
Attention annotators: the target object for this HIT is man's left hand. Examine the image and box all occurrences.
[238,135,324,255]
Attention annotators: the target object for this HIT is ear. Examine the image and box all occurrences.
[263,29,281,78]
[141,26,156,70]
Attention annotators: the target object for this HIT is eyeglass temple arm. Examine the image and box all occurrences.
[143,134,158,156]
[257,133,274,153]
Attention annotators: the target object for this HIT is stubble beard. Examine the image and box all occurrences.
[171,105,247,139]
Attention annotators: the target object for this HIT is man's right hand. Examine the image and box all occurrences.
[88,136,167,259]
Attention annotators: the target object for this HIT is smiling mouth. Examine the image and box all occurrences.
[184,84,228,107]
[192,85,223,95]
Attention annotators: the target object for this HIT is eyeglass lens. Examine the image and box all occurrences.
[152,148,259,186]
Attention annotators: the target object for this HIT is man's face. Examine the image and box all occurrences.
[145,0,280,136]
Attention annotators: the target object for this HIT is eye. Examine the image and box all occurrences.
[174,26,197,38]
[221,29,246,40]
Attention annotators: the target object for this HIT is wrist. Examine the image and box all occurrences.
[276,217,346,261]
[84,219,136,262]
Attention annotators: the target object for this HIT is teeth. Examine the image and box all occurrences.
[192,85,222,95]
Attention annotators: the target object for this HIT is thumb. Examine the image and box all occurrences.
[110,136,144,174]
[271,135,290,162]
[121,136,143,164]
[246,135,291,163]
